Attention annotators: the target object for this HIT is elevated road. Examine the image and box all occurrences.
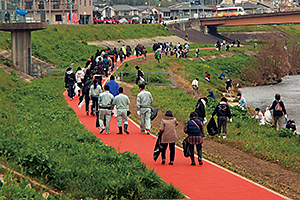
[199,11,300,26]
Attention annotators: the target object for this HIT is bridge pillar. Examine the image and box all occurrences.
[0,22,47,75]
[200,26,208,34]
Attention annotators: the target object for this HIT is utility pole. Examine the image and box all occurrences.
[70,0,72,24]
[49,0,51,24]
[33,0,36,21]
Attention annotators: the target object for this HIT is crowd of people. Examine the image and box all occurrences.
[65,44,297,169]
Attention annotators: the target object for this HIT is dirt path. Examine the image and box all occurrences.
[88,35,189,49]
[118,56,300,200]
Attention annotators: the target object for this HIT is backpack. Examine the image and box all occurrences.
[275,101,282,112]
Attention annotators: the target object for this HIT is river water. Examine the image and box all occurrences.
[240,75,300,126]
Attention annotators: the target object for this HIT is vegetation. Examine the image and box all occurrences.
[0,24,173,68]
[218,25,276,33]
[0,70,184,199]
[118,54,300,172]
[243,38,300,85]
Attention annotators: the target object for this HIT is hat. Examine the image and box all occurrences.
[165,110,173,117]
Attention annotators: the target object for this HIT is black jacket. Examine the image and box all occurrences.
[195,99,206,118]
[269,100,286,117]
[64,71,75,87]
[212,102,231,118]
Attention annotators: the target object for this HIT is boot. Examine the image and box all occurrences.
[117,127,123,134]
[124,124,129,134]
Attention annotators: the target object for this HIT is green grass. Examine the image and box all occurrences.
[0,24,173,69]
[119,54,300,172]
[0,69,185,199]
[218,25,276,32]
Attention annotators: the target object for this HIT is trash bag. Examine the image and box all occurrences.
[264,108,272,123]
[182,137,190,157]
[207,117,218,136]
[150,107,159,121]
[153,135,163,162]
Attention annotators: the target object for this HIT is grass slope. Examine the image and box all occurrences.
[118,54,300,172]
[0,70,184,199]
[0,24,173,68]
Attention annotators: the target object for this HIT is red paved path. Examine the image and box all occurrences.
[64,48,289,199]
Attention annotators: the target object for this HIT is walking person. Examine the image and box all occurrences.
[89,79,102,116]
[64,67,76,100]
[137,83,153,134]
[212,97,232,139]
[82,78,92,115]
[158,110,179,165]
[135,66,145,85]
[184,112,204,166]
[75,67,85,96]
[98,85,115,134]
[195,97,208,124]
[106,75,119,97]
[113,87,130,134]
[269,94,287,130]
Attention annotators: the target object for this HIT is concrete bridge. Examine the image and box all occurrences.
[171,11,300,34]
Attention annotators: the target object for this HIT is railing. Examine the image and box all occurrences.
[0,9,46,23]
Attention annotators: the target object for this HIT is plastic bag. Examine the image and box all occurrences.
[264,108,272,123]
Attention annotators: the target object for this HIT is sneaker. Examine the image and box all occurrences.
[100,128,105,134]
[218,135,221,138]
[191,162,196,166]
[139,130,146,134]
[124,130,130,134]
[168,162,173,165]
[146,129,151,135]
[116,132,123,134]
[199,160,203,165]
[86,112,89,116]
[223,135,226,139]
[161,160,165,165]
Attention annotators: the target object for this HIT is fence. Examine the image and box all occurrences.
[0,9,46,23]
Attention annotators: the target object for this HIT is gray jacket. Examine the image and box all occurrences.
[137,90,153,110]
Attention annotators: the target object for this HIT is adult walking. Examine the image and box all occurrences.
[75,67,85,96]
[137,83,153,134]
[192,78,199,94]
[89,79,102,116]
[212,97,232,139]
[195,97,208,124]
[98,85,115,134]
[64,67,76,100]
[184,112,204,166]
[135,66,145,85]
[106,75,119,97]
[113,87,130,134]
[158,110,179,165]
[269,94,287,130]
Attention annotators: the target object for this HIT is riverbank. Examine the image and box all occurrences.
[240,75,300,127]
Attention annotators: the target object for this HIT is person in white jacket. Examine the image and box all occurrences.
[89,79,102,116]
[75,67,85,96]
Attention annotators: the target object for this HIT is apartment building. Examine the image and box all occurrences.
[22,0,93,24]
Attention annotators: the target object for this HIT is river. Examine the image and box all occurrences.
[240,75,300,126]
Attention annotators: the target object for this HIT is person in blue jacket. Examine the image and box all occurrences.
[184,112,204,166]
[106,75,119,97]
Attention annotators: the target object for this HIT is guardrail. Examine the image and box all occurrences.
[0,9,46,23]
